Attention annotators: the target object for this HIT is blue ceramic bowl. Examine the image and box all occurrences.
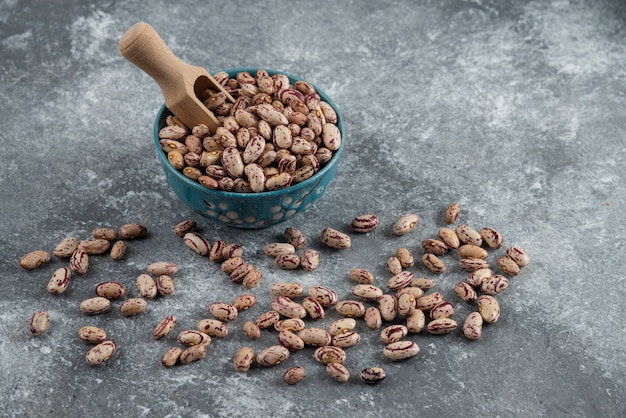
[153,68,345,229]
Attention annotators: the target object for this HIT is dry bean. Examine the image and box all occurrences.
[365,307,383,330]
[415,292,444,311]
[69,249,89,274]
[109,240,126,260]
[174,219,196,237]
[271,296,307,319]
[444,203,460,224]
[320,228,351,249]
[430,301,455,320]
[395,247,414,268]
[86,340,116,365]
[397,292,416,317]
[397,286,424,300]
[47,267,71,295]
[387,271,413,291]
[53,236,79,258]
[243,321,261,339]
[406,309,426,333]
[177,330,211,346]
[422,239,449,255]
[454,281,478,303]
[209,302,238,322]
[351,284,384,302]
[221,256,244,274]
[380,324,408,344]
[119,298,147,317]
[351,214,380,233]
[183,232,211,255]
[137,274,158,299]
[458,244,488,260]
[411,277,436,290]
[284,226,307,249]
[300,249,320,271]
[298,327,332,346]
[378,294,398,322]
[392,213,419,235]
[455,224,482,246]
[234,347,255,372]
[229,262,254,283]
[314,345,346,364]
[118,223,147,239]
[422,253,446,274]
[427,318,458,334]
[284,366,306,385]
[255,310,281,329]
[180,344,207,364]
[327,363,350,383]
[328,318,357,336]
[29,310,50,336]
[332,330,361,348]
[78,239,110,255]
[496,256,521,276]
[477,295,500,323]
[506,246,530,267]
[79,326,107,344]
[307,285,338,307]
[386,256,403,275]
[147,261,179,276]
[480,227,504,249]
[274,318,306,333]
[80,297,111,315]
[463,312,483,340]
[335,300,366,318]
[20,250,51,270]
[153,315,177,340]
[360,367,386,384]
[276,253,301,270]
[459,257,490,272]
[302,296,325,319]
[349,268,375,285]
[278,330,306,351]
[438,227,460,249]
[264,243,296,257]
[162,347,183,367]
[156,275,175,296]
[466,268,493,287]
[95,281,126,299]
[481,275,509,295]
[233,293,257,311]
[257,345,290,366]
[383,340,420,361]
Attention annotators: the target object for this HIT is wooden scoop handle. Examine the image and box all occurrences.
[119,22,233,131]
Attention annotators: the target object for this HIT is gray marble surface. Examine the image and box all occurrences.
[1,0,625,417]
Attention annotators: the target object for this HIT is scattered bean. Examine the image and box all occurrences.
[29,310,50,336]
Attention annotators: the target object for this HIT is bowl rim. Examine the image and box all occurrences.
[153,67,345,199]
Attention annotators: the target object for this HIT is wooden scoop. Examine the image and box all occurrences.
[118,22,234,133]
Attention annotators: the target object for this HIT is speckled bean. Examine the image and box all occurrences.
[153,315,177,340]
[496,256,521,276]
[302,296,325,320]
[119,298,147,317]
[477,295,500,323]
[275,318,306,333]
[180,344,207,364]
[438,227,460,249]
[378,294,398,322]
[298,327,332,346]
[380,324,408,344]
[137,274,158,299]
[284,366,306,385]
[395,247,415,268]
[365,307,383,330]
[454,281,478,303]
[95,281,126,299]
[183,232,211,255]
[271,296,307,319]
[392,213,419,235]
[47,267,71,295]
[406,309,426,333]
[397,292,416,317]
[320,228,351,249]
[386,256,403,275]
[459,257,490,272]
[162,347,183,367]
[307,285,338,307]
[233,293,257,311]
[276,253,301,270]
[79,326,107,343]
[69,249,89,274]
[480,227,504,249]
[300,249,320,271]
[147,261,179,276]
[463,312,483,340]
[86,340,117,365]
[257,345,290,366]
[422,253,446,274]
[349,268,375,285]
[430,301,455,320]
[326,363,350,383]
[20,250,51,270]
[458,244,488,259]
[387,271,413,291]
[427,318,458,334]
[174,219,196,237]
[455,224,482,246]
[383,340,420,361]
[255,310,281,329]
[53,237,79,258]
[415,291,444,311]
[351,214,380,233]
[229,262,254,283]
[444,203,460,224]
[411,277,436,290]
[314,345,346,364]
[335,300,366,318]
[422,239,449,255]
[209,302,238,322]
[506,246,530,267]
[284,226,307,249]
[466,268,493,287]
[234,347,255,372]
[243,321,261,339]
[359,367,386,384]
[481,275,509,295]
[351,284,384,302]
[29,310,50,336]
[109,240,126,260]
[118,223,147,239]
[80,297,111,315]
